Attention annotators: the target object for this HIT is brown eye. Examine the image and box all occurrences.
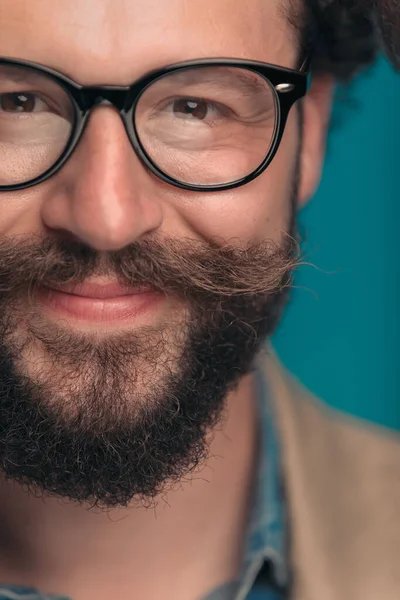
[173,98,208,120]
[0,92,37,113]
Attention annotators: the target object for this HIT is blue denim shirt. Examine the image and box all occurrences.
[0,363,287,600]
[239,365,288,600]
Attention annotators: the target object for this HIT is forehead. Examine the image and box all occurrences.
[0,0,299,84]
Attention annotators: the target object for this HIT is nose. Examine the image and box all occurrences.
[40,107,164,251]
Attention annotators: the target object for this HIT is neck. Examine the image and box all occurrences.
[0,371,259,600]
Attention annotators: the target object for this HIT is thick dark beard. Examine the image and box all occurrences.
[0,200,299,509]
[0,286,289,508]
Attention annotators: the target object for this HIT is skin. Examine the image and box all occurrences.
[0,0,332,598]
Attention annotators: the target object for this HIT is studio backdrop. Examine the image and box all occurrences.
[273,58,400,430]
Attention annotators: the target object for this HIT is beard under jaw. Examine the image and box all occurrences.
[0,229,299,509]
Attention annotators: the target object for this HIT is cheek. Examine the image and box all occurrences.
[0,112,300,244]
[0,189,46,236]
[176,111,300,245]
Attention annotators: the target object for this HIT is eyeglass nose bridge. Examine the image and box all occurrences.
[78,86,131,112]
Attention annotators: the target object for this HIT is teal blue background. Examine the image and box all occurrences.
[273,58,400,430]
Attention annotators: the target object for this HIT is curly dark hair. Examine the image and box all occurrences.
[368,0,400,68]
[289,0,378,80]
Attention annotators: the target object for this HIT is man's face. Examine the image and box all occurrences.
[0,0,330,507]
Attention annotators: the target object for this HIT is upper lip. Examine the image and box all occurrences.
[46,281,150,300]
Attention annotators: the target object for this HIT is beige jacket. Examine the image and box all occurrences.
[263,349,400,600]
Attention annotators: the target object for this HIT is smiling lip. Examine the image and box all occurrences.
[37,281,163,323]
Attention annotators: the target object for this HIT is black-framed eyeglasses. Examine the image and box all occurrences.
[0,56,309,193]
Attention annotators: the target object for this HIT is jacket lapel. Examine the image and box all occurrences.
[260,347,400,600]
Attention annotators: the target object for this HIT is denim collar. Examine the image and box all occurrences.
[236,359,289,599]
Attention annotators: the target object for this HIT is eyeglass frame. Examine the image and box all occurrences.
[0,56,310,193]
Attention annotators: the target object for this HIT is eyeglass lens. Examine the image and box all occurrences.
[0,63,278,188]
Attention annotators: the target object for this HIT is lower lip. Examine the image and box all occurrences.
[37,287,163,323]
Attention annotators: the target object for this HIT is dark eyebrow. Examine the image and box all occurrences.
[154,67,269,97]
[0,65,44,84]
[0,63,270,98]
